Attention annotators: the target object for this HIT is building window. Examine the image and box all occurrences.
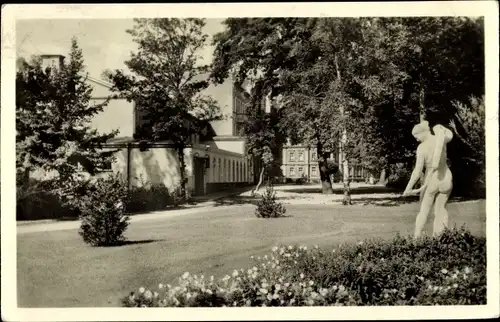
[235,121,246,136]
[236,162,239,182]
[311,151,317,161]
[311,166,317,176]
[289,151,295,162]
[97,160,113,172]
[298,167,304,175]
[243,163,246,181]
[290,167,295,176]
[298,151,304,162]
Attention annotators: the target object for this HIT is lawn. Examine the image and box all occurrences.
[17,200,486,307]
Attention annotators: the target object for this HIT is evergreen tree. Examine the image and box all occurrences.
[16,38,118,200]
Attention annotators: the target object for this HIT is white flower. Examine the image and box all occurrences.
[288,245,293,250]
[290,298,296,304]
[253,266,258,271]
[275,284,281,291]
[260,288,268,294]
[441,269,448,274]
[182,272,190,279]
[357,241,363,246]
[246,299,252,306]
[158,283,164,289]
[384,293,389,299]
[452,274,458,279]
[464,267,472,274]
[315,245,319,249]
[139,287,145,293]
[453,283,458,288]
[272,246,279,252]
[153,292,159,298]
[262,282,269,288]
[300,273,305,279]
[332,249,336,253]
[309,280,314,286]
[232,270,239,277]
[144,290,153,299]
[320,288,328,297]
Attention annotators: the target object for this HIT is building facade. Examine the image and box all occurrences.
[32,54,256,197]
[281,143,368,183]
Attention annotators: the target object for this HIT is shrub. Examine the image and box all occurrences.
[122,226,485,307]
[387,162,412,189]
[255,184,286,218]
[78,174,130,247]
[125,177,182,213]
[16,178,78,220]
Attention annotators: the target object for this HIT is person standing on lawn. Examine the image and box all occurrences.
[403,121,454,238]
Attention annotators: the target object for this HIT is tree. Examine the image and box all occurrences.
[16,38,118,200]
[211,18,339,194]
[211,17,485,200]
[243,92,285,195]
[105,18,221,200]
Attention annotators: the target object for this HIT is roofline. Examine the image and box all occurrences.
[87,76,114,89]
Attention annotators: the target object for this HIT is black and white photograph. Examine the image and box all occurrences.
[1,2,499,321]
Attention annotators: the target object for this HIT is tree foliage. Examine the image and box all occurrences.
[211,17,485,198]
[16,38,118,199]
[105,18,222,199]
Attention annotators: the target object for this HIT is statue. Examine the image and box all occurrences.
[403,121,454,238]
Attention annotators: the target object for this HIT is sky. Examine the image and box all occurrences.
[16,18,226,79]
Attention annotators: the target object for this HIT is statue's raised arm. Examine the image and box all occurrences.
[431,124,453,170]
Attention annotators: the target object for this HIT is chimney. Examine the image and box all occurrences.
[40,54,65,71]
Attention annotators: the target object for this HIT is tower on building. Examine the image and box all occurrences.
[40,54,65,71]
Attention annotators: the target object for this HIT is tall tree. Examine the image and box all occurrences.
[211,17,485,200]
[211,18,340,194]
[105,18,221,199]
[16,38,117,199]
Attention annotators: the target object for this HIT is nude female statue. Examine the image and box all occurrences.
[403,121,454,238]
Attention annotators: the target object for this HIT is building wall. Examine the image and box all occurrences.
[202,78,234,137]
[90,98,135,138]
[103,143,252,196]
[88,78,135,138]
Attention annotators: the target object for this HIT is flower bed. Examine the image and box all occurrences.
[122,226,486,307]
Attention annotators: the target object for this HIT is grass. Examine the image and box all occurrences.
[17,200,485,307]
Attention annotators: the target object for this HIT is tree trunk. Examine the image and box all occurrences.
[378,168,387,185]
[317,140,334,194]
[342,157,352,205]
[419,86,426,122]
[335,54,351,205]
[177,147,188,200]
[251,168,265,197]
